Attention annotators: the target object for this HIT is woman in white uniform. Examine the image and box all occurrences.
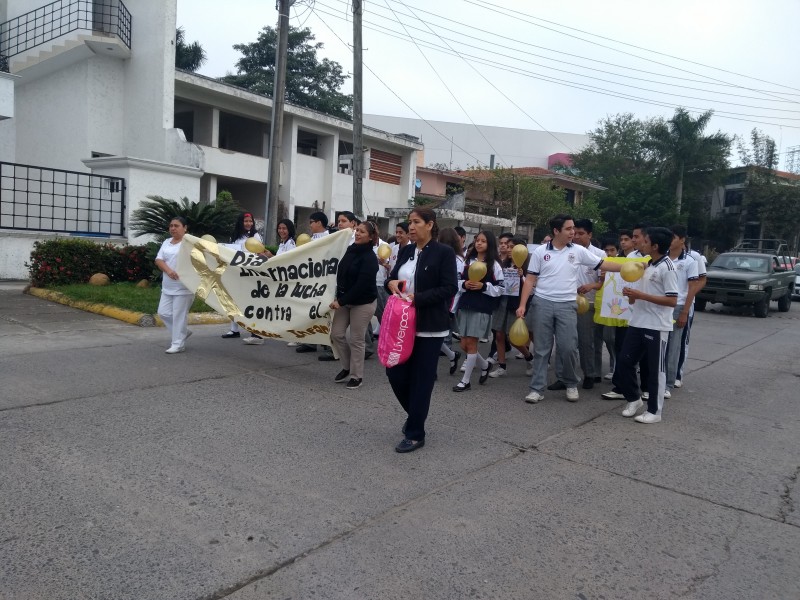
[155,217,194,354]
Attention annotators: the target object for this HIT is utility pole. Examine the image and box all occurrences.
[352,0,364,217]
[265,0,292,246]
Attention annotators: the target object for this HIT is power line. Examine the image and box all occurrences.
[379,0,509,166]
[378,0,799,105]
[310,6,491,166]
[310,3,800,129]
[392,0,577,153]
[467,0,800,96]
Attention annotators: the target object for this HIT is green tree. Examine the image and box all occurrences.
[644,108,731,215]
[130,195,241,242]
[222,26,352,120]
[175,27,207,72]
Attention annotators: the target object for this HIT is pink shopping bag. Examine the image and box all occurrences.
[378,295,416,368]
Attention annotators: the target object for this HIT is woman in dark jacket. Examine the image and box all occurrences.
[385,207,458,453]
[329,221,379,389]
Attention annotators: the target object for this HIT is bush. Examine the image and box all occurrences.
[27,238,157,287]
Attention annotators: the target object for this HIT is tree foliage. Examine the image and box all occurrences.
[130,195,241,242]
[222,26,352,120]
[175,27,207,72]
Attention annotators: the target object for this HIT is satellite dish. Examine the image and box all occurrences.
[415,178,422,190]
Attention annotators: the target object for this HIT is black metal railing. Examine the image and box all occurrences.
[0,162,125,236]
[0,0,131,62]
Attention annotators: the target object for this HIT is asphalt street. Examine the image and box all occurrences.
[1,280,798,600]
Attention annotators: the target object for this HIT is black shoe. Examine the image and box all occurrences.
[318,355,338,361]
[547,381,567,391]
[346,378,362,389]
[334,369,350,383]
[479,367,490,385]
[364,352,373,360]
[452,382,471,392]
[395,438,425,453]
[582,377,594,390]
[593,376,602,383]
[295,344,316,353]
[221,331,240,339]
[449,351,462,375]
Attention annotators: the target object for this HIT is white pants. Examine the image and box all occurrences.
[158,293,193,348]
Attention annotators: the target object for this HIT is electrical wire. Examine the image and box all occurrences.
[310,3,800,129]
[466,0,800,95]
[310,6,491,166]
[379,0,509,166]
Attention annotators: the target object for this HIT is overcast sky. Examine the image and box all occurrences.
[177,0,800,170]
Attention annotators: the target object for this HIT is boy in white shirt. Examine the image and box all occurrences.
[617,227,679,424]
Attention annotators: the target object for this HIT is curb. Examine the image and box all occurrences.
[26,287,228,327]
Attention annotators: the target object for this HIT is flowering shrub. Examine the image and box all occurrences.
[27,239,159,287]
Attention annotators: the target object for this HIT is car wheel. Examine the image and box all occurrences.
[777,288,792,312]
[754,292,770,318]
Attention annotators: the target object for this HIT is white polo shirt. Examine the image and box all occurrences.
[575,243,607,303]
[688,249,707,277]
[311,230,329,240]
[528,242,604,303]
[628,255,679,332]
[671,251,700,305]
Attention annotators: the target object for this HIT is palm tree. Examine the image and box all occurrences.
[175,27,207,72]
[130,196,240,242]
[645,108,731,215]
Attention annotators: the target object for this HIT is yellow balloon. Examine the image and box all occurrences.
[244,237,265,253]
[200,234,216,243]
[296,233,311,246]
[377,243,391,260]
[511,244,528,268]
[508,317,529,347]
[576,294,590,315]
[468,261,487,282]
[620,261,645,282]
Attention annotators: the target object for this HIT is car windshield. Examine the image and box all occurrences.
[711,255,769,273]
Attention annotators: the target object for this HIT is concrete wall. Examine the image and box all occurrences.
[293,154,326,209]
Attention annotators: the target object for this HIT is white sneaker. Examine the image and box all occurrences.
[486,355,497,366]
[479,338,489,343]
[488,366,507,378]
[460,364,466,372]
[524,390,544,404]
[663,390,672,399]
[601,390,625,400]
[287,342,299,347]
[622,399,643,417]
[642,392,650,400]
[512,349,524,359]
[604,372,613,380]
[674,379,682,388]
[243,337,264,345]
[525,361,534,376]
[635,412,661,424]
[566,387,579,402]
[165,345,185,354]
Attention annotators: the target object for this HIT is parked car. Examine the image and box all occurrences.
[696,247,795,318]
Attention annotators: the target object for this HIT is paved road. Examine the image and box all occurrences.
[1,281,798,600]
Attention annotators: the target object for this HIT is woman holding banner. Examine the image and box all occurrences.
[329,221,379,390]
[222,212,263,341]
[385,207,458,453]
[264,218,296,257]
[155,217,194,354]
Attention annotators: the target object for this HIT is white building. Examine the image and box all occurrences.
[363,114,590,171]
[0,0,421,279]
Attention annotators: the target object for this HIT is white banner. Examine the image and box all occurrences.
[176,229,352,345]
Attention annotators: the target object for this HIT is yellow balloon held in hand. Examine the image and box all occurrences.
[377,243,391,260]
[468,260,487,282]
[576,294,590,315]
[508,317,529,347]
[244,237,265,253]
[511,244,529,268]
[620,261,645,282]
[296,233,311,246]
[200,234,216,243]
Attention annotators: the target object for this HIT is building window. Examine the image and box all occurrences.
[297,130,320,157]
[369,149,402,186]
[724,190,744,207]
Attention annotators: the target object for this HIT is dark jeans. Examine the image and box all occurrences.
[613,326,648,393]
[386,336,444,442]
[613,326,669,415]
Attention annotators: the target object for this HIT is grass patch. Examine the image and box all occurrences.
[48,283,215,314]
